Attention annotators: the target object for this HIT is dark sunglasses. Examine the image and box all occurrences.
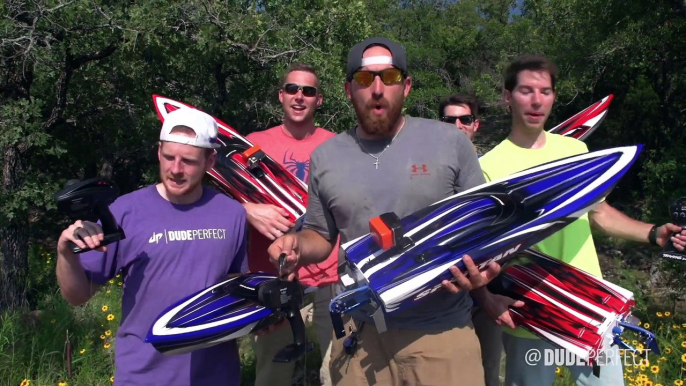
[283,83,318,97]
[440,115,476,125]
[352,67,404,87]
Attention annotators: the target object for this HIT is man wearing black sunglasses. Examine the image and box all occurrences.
[268,37,499,386]
[244,63,339,386]
[438,93,481,143]
[439,93,503,386]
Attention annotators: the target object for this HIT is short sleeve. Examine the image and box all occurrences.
[229,213,248,274]
[79,231,120,285]
[302,150,339,241]
[454,134,487,192]
[482,170,494,183]
[577,140,590,154]
[79,201,128,285]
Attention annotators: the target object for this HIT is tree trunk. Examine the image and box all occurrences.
[0,145,29,311]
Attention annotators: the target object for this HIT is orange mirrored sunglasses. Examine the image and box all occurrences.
[352,68,404,87]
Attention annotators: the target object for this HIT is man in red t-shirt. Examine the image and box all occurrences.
[245,63,338,386]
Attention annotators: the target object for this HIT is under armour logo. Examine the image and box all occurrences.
[411,164,430,175]
[149,232,163,244]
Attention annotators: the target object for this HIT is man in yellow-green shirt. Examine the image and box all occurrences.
[473,54,686,386]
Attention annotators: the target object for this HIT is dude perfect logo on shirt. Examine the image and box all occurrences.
[148,229,226,244]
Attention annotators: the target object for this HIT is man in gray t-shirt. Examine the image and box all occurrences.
[268,37,501,386]
[305,117,484,331]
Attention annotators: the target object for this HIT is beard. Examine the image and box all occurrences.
[159,169,203,199]
[352,93,404,138]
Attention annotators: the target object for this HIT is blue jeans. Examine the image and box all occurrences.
[502,333,625,386]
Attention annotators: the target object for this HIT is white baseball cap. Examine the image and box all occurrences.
[160,108,221,149]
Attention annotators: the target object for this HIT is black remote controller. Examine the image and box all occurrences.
[660,197,686,263]
[54,178,126,253]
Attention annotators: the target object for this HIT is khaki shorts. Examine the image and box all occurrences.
[330,317,486,386]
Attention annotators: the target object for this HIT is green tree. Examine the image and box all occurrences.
[0,0,124,310]
[0,0,375,311]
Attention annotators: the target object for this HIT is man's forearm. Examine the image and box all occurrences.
[56,252,100,306]
[590,201,652,243]
[297,229,335,265]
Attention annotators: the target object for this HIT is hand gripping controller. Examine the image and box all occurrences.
[661,197,686,263]
[54,178,126,254]
[232,254,314,362]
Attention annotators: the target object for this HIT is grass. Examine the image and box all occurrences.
[0,245,323,386]
[1,245,684,386]
[1,282,120,385]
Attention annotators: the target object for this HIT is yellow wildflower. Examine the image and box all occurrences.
[110,377,114,383]
[107,314,115,321]
[105,330,112,336]
[80,348,86,354]
[117,282,122,286]
[665,311,671,317]
[108,279,114,284]
[106,290,111,294]
[682,341,686,348]
[659,357,667,362]
[116,274,121,278]
[675,325,681,330]
[58,382,68,386]
[641,358,650,366]
[100,335,106,340]
[682,323,686,328]
[104,343,111,349]
[102,305,108,312]
[682,354,686,363]
[20,380,30,386]
[666,348,672,354]
[555,367,561,374]
[644,323,651,329]
[640,364,647,371]
[651,365,660,374]
[675,381,684,386]
[657,312,664,317]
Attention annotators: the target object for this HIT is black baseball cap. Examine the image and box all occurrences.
[346,37,408,82]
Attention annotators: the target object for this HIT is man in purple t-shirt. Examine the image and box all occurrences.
[56,108,248,385]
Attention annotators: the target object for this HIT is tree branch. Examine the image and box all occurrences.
[43,40,119,134]
[70,39,118,69]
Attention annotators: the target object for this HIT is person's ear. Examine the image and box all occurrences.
[403,76,412,98]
